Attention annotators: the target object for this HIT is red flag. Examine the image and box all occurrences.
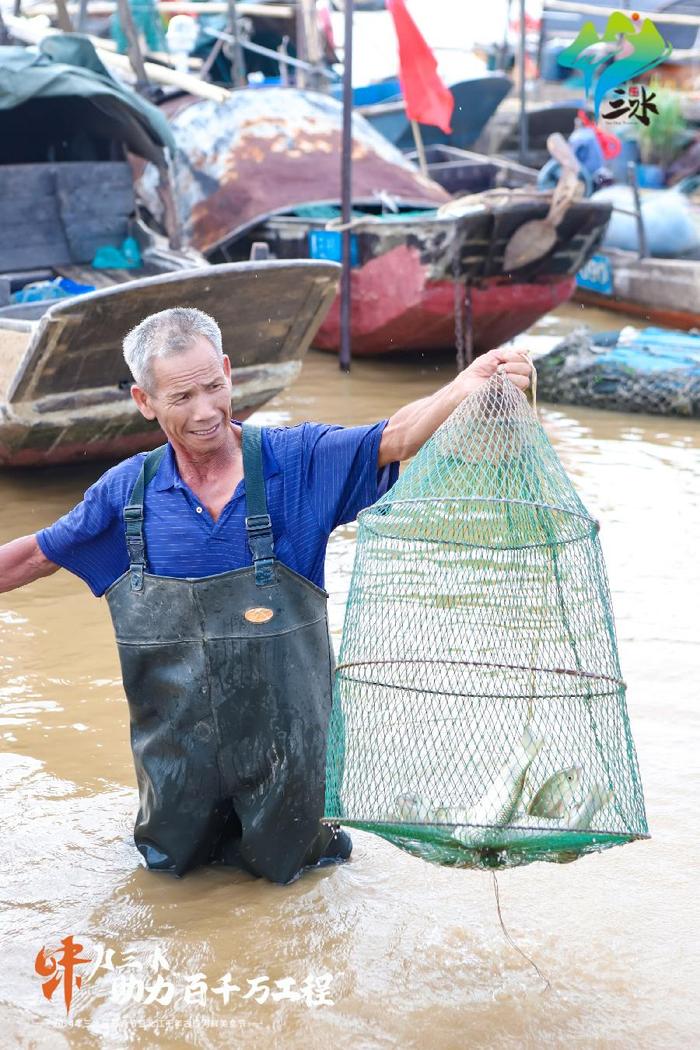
[387,0,454,134]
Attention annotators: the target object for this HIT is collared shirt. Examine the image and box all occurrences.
[36,418,400,597]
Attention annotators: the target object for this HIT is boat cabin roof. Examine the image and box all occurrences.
[0,37,174,165]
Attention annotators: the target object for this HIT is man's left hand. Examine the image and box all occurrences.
[459,347,533,394]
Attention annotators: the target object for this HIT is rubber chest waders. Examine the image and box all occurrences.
[105,425,340,883]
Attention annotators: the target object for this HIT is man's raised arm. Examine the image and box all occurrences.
[378,347,532,466]
[0,535,60,594]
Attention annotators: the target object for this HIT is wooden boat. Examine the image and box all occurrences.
[0,260,339,467]
[0,41,339,467]
[134,88,611,355]
[474,99,586,169]
[536,325,700,417]
[575,249,700,329]
[249,200,610,355]
[407,145,538,196]
[354,74,513,152]
[425,149,700,332]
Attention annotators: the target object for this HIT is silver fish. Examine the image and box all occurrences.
[388,725,544,829]
[527,766,584,819]
[389,794,437,823]
[562,785,614,831]
[452,784,613,849]
[461,725,544,827]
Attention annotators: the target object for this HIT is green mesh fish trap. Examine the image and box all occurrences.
[324,373,648,870]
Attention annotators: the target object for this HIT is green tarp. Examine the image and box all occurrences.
[0,35,175,163]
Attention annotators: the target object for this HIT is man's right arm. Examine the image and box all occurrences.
[0,535,60,594]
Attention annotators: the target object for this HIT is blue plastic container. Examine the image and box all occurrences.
[636,163,666,189]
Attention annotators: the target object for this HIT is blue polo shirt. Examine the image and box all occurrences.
[36,419,400,597]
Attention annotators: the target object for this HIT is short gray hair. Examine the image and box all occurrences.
[123,307,223,392]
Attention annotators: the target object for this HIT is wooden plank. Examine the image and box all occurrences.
[0,203,67,230]
[0,301,53,321]
[0,270,55,289]
[0,162,132,193]
[57,188,135,219]
[0,166,55,199]
[54,264,121,288]
[544,0,700,28]
[0,162,135,267]
[23,1,294,17]
[0,326,29,401]
[0,208,72,267]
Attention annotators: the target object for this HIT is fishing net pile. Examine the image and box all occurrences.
[324,372,648,869]
[536,327,700,418]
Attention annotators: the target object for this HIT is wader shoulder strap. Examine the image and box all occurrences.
[123,444,168,593]
[242,424,275,587]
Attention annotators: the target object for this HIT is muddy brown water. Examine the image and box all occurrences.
[1,304,699,1048]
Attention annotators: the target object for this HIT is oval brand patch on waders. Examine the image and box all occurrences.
[244,606,274,623]
[105,425,339,883]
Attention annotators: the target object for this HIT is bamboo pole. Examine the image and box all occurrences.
[22,1,294,16]
[225,0,246,87]
[518,0,528,165]
[115,0,149,84]
[5,13,231,100]
[627,161,648,261]
[299,0,325,91]
[54,0,74,30]
[544,0,700,29]
[278,34,290,85]
[203,27,337,81]
[410,119,428,177]
[199,34,224,79]
[295,0,308,88]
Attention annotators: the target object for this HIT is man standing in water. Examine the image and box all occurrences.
[0,308,531,885]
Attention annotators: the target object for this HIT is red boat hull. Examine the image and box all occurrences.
[313,244,575,355]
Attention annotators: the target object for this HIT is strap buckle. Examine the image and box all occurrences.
[129,564,145,593]
[245,513,272,534]
[124,505,143,532]
[254,557,275,586]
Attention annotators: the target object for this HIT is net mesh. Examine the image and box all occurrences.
[324,373,648,869]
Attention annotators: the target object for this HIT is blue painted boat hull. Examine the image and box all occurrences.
[359,73,512,151]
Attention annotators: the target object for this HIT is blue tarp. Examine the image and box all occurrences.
[595,328,700,372]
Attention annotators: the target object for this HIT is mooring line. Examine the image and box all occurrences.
[491,872,551,994]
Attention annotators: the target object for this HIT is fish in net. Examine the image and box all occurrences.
[323,371,648,870]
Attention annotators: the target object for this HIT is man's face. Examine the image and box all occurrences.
[131,336,233,454]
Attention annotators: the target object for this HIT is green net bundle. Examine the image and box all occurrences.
[536,328,700,418]
[324,373,648,869]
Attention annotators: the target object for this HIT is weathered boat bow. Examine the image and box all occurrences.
[0,260,339,467]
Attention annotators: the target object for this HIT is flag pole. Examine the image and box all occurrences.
[340,0,354,373]
[410,119,428,176]
[518,0,529,165]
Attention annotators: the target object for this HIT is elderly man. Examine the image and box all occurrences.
[0,308,531,885]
